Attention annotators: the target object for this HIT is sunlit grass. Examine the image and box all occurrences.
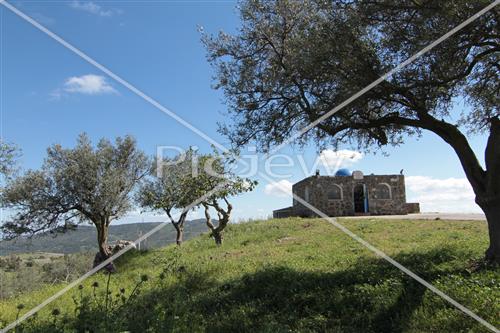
[0,218,498,332]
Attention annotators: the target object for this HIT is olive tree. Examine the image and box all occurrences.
[1,134,149,260]
[136,148,198,246]
[0,140,20,180]
[204,0,500,262]
[189,150,257,245]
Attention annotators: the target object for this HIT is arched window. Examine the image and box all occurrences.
[304,186,310,202]
[328,184,342,200]
[376,183,391,199]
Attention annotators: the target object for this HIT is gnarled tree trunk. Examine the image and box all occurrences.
[427,116,500,264]
[203,198,232,246]
[481,202,500,263]
[173,222,184,245]
[93,221,115,272]
[481,119,500,264]
[212,229,224,245]
[167,210,188,246]
[96,224,110,257]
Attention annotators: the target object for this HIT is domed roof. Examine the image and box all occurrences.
[335,168,351,176]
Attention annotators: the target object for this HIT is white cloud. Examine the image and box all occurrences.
[69,1,121,17]
[405,176,481,213]
[63,74,116,95]
[319,149,363,168]
[264,180,293,198]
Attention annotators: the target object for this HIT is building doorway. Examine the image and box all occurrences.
[354,184,368,213]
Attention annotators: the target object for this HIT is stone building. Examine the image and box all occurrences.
[273,169,420,218]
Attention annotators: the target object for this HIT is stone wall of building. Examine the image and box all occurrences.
[292,175,353,216]
[273,206,293,218]
[364,175,407,215]
[290,174,408,217]
[405,202,421,214]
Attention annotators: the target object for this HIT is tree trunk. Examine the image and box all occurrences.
[93,223,115,272]
[97,224,110,258]
[212,216,230,246]
[479,200,500,264]
[97,225,110,257]
[166,211,187,246]
[485,208,500,264]
[482,119,500,264]
[173,222,184,246]
[213,229,223,246]
[422,115,500,264]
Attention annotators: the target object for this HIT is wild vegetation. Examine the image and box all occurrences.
[0,220,207,302]
[1,218,498,332]
[0,252,93,300]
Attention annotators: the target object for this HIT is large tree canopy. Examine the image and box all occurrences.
[204,0,500,262]
[204,0,498,150]
[1,134,149,258]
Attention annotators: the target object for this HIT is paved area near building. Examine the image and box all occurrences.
[342,213,486,221]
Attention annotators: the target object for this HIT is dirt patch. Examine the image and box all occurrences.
[276,236,297,243]
[223,250,245,258]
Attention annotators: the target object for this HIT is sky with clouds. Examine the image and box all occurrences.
[1,1,487,225]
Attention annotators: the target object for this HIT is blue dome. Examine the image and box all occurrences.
[335,168,351,176]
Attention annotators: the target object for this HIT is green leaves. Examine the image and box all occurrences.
[137,147,257,216]
[0,140,21,179]
[137,148,200,217]
[204,0,499,150]
[1,133,149,239]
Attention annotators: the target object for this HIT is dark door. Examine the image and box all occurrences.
[354,184,368,213]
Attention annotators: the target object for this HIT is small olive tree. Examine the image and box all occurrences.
[190,150,257,245]
[136,148,198,246]
[1,134,149,260]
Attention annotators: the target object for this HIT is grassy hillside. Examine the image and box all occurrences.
[0,220,207,255]
[0,252,94,300]
[0,218,498,332]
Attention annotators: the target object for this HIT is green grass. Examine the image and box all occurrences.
[0,218,498,332]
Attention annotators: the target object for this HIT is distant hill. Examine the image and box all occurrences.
[0,219,208,255]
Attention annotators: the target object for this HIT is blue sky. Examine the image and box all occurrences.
[1,1,488,224]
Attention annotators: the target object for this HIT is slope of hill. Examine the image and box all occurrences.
[0,217,498,333]
[0,220,208,255]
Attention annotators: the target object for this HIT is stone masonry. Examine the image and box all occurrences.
[273,171,420,218]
